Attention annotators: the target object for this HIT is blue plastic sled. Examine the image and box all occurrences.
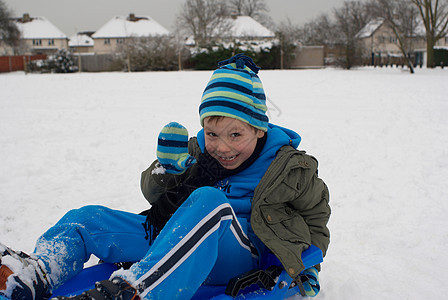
[51,245,323,299]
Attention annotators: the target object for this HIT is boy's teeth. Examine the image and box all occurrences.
[221,156,235,161]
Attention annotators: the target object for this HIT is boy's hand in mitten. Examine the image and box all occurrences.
[157,122,197,174]
[301,267,320,297]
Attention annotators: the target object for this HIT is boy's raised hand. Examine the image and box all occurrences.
[157,122,197,174]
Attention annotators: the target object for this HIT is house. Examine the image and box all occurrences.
[357,18,404,64]
[69,31,95,54]
[7,13,68,55]
[355,18,442,66]
[443,35,448,47]
[91,13,170,54]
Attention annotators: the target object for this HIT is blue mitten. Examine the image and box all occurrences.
[301,267,320,297]
[157,122,197,174]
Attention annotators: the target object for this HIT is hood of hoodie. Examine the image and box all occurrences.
[196,123,301,215]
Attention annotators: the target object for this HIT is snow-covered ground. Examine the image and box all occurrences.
[0,67,447,299]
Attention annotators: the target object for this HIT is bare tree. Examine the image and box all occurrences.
[299,14,336,46]
[228,0,273,28]
[276,18,301,68]
[0,0,20,51]
[296,1,372,69]
[410,0,448,67]
[229,0,268,18]
[229,0,244,14]
[369,0,419,73]
[176,0,231,47]
[333,1,371,69]
[116,36,181,71]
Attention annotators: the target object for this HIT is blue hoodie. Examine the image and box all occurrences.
[196,123,301,218]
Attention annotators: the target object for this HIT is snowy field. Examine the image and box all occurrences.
[0,67,447,299]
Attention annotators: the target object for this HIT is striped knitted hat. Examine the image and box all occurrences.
[199,54,269,132]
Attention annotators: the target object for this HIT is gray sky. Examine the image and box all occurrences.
[4,0,352,36]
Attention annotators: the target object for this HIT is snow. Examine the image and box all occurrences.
[1,67,447,299]
[92,15,169,39]
[14,16,67,39]
[68,33,94,47]
[228,16,275,38]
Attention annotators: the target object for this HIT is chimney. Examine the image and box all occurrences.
[129,13,136,21]
[22,13,31,22]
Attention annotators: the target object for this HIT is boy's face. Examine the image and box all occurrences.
[204,117,265,170]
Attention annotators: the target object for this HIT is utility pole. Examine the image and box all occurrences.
[279,32,284,69]
[77,49,82,72]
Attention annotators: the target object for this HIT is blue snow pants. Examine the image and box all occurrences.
[34,187,259,299]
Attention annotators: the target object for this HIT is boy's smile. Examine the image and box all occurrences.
[203,117,265,170]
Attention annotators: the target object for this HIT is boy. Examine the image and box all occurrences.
[0,54,330,299]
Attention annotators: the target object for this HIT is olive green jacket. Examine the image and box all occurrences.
[141,138,330,280]
[250,145,330,278]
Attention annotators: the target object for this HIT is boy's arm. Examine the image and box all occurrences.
[298,178,331,258]
[140,122,203,208]
[140,136,202,209]
[140,135,225,212]
[292,155,331,258]
[140,160,186,205]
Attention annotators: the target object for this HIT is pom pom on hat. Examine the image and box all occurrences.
[199,54,269,132]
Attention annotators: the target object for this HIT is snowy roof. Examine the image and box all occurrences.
[356,18,384,39]
[92,14,169,38]
[13,15,67,39]
[357,17,429,39]
[228,16,275,38]
[68,32,94,47]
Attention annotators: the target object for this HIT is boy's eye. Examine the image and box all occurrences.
[230,132,241,138]
[207,132,217,137]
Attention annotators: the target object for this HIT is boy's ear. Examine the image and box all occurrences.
[257,130,265,138]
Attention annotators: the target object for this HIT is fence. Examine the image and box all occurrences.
[0,55,47,73]
[76,54,122,72]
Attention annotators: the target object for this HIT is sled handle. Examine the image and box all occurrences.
[224,245,323,298]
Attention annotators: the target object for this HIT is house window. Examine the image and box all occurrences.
[48,39,55,46]
[32,39,42,46]
[445,37,448,44]
[116,39,124,44]
[104,39,111,45]
[389,36,397,43]
[378,36,386,44]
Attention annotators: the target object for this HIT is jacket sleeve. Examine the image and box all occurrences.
[140,137,202,207]
[290,154,331,258]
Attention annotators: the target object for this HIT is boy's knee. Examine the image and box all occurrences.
[184,187,228,208]
[60,205,108,224]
